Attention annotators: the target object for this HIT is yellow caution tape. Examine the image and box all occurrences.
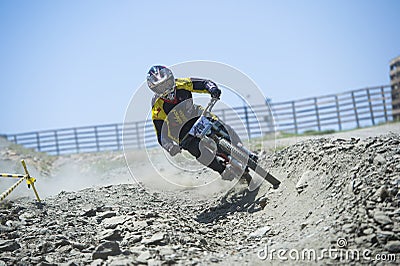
[1,173,25,178]
[0,178,24,202]
[0,160,41,202]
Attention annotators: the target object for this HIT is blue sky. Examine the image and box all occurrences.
[0,0,399,134]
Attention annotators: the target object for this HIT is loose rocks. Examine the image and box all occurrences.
[1,132,399,264]
[92,241,121,260]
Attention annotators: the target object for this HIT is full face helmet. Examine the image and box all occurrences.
[146,65,175,96]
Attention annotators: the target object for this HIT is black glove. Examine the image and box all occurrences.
[164,143,181,156]
[209,86,221,99]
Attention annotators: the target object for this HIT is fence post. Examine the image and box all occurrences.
[269,103,278,133]
[244,105,251,139]
[351,91,360,128]
[74,128,79,153]
[54,131,60,155]
[335,95,342,131]
[94,126,100,152]
[36,132,41,152]
[366,88,375,126]
[314,97,321,131]
[115,124,120,150]
[135,122,141,149]
[381,86,388,122]
[291,101,298,134]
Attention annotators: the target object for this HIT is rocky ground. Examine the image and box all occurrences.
[0,124,399,265]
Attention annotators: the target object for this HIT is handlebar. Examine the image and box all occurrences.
[180,97,219,146]
[201,97,219,117]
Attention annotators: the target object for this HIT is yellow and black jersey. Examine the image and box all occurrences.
[151,77,217,148]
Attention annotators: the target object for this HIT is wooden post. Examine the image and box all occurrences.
[335,95,342,131]
[381,86,388,122]
[366,88,375,126]
[351,91,360,128]
[291,101,298,134]
[314,97,321,131]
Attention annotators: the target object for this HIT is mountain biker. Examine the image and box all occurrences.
[147,65,249,182]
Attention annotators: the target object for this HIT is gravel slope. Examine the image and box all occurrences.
[0,124,399,265]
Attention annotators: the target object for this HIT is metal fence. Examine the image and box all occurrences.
[272,85,394,134]
[2,85,395,155]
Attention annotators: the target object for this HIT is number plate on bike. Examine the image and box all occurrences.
[189,116,212,138]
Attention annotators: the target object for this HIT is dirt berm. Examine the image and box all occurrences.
[0,124,399,265]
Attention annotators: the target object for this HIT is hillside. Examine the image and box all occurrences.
[0,124,399,265]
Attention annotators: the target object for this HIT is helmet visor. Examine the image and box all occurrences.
[147,67,175,95]
[148,68,170,87]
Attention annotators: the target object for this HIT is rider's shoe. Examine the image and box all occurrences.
[221,164,239,181]
[240,172,252,186]
[222,164,252,186]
